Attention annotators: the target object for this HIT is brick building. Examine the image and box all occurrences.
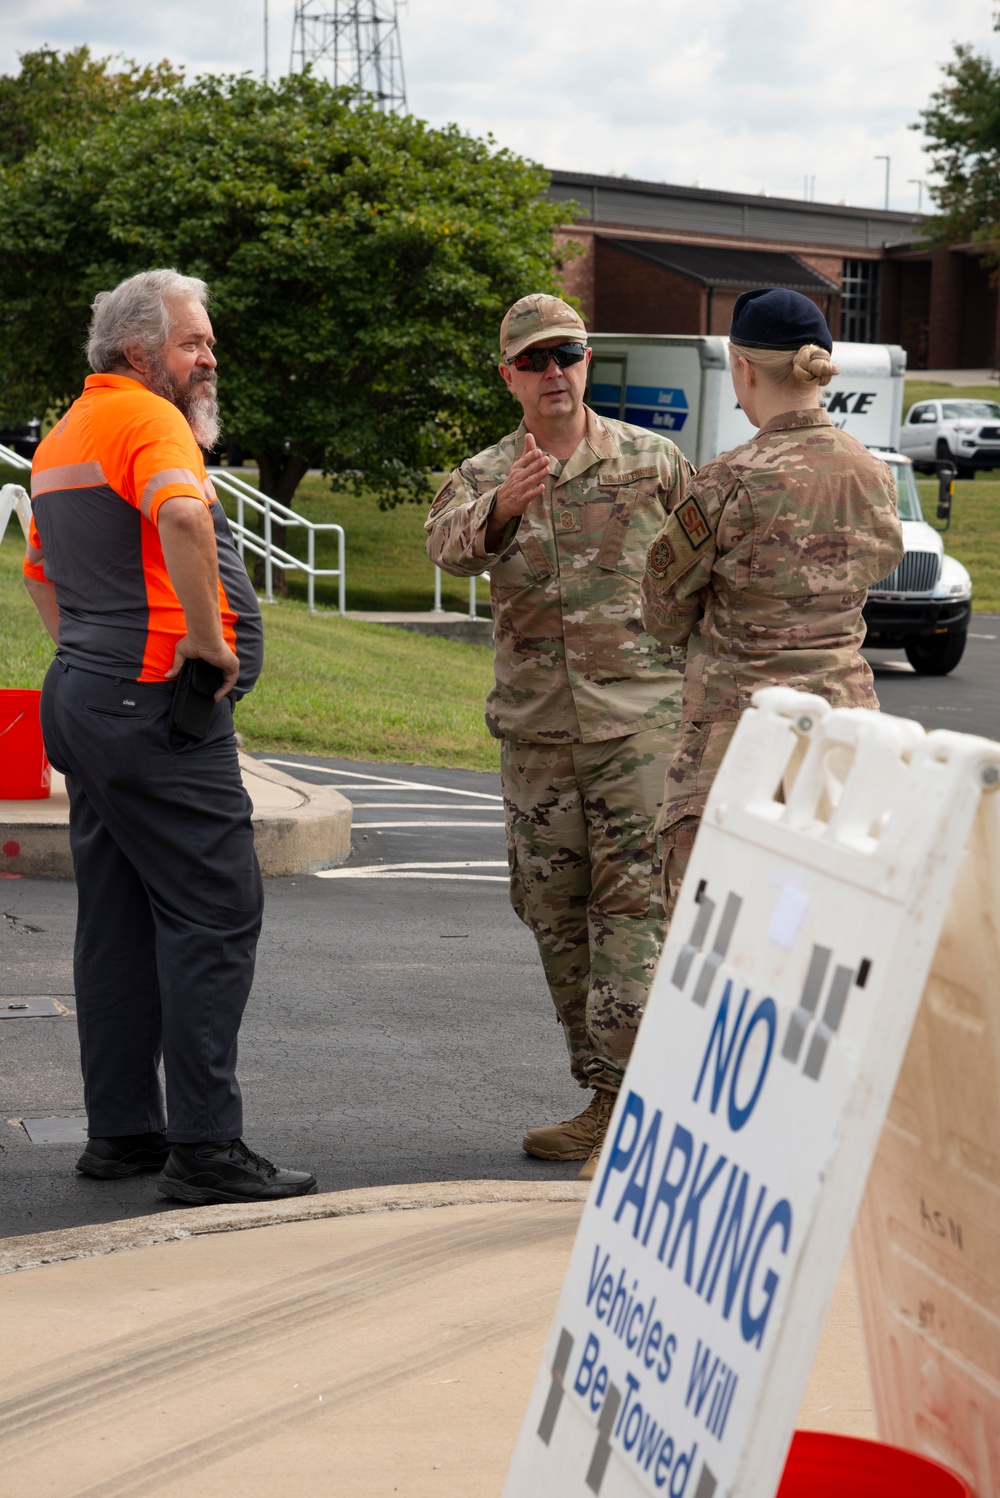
[546,169,1000,371]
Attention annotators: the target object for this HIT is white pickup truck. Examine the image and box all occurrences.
[586,334,972,674]
[898,397,1000,478]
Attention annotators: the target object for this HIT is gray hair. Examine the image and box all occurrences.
[86,269,210,373]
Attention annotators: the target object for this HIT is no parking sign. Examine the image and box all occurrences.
[504,688,1000,1498]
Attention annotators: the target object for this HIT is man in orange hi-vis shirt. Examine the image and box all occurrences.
[24,270,316,1205]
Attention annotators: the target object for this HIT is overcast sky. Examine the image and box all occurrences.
[3,0,998,212]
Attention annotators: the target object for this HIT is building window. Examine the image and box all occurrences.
[841,259,880,343]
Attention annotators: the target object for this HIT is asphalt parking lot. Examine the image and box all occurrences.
[1,622,997,1241]
[863,612,1000,741]
[0,754,584,1240]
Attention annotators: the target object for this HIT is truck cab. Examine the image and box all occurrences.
[863,452,972,674]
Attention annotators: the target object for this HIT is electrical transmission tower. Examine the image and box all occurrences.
[290,1,407,113]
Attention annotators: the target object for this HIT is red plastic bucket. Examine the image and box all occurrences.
[0,689,51,799]
[777,1431,974,1497]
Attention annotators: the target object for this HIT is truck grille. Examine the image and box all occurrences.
[872,551,941,594]
[979,425,1000,439]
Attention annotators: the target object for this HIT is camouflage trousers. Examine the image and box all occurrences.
[501,725,678,1092]
[655,719,738,926]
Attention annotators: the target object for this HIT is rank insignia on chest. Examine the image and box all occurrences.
[647,535,674,577]
[557,507,580,532]
[677,496,711,549]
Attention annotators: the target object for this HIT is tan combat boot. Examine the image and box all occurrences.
[577,1089,617,1181]
[522,1089,616,1163]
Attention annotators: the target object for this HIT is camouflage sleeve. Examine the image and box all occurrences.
[665,451,696,514]
[640,467,732,647]
[424,462,516,578]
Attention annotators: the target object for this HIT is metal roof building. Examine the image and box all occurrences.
[545,170,999,372]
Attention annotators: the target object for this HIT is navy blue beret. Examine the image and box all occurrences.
[729,288,833,353]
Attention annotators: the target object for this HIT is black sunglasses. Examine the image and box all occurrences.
[507,342,588,373]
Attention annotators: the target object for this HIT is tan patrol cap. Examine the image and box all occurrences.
[500,294,587,360]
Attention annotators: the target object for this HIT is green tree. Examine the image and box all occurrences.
[0,45,181,168]
[0,65,572,515]
[918,15,1000,260]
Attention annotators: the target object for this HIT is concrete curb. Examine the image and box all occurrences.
[345,610,493,645]
[241,754,352,874]
[0,1178,589,1275]
[0,815,70,877]
[0,754,352,877]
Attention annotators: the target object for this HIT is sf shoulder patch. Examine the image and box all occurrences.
[676,496,712,549]
[647,534,675,578]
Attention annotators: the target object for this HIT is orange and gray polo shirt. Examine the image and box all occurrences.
[24,374,262,694]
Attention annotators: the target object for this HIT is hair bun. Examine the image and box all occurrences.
[792,344,839,387]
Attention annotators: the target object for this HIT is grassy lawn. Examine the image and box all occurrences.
[0,526,56,692]
[916,478,1000,612]
[230,602,497,769]
[0,503,499,770]
[904,378,1000,417]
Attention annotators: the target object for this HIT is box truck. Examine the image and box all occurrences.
[586,334,972,674]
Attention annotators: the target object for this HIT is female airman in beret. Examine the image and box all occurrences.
[641,288,904,919]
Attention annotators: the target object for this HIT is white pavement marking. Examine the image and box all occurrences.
[351,821,505,830]
[315,859,509,882]
[261,760,502,802]
[332,861,507,871]
[316,870,508,882]
[349,803,505,810]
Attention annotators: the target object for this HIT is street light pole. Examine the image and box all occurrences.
[264,0,270,81]
[908,178,925,213]
[875,155,890,211]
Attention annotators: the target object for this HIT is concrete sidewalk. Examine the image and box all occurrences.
[0,1182,874,1497]
[0,754,351,877]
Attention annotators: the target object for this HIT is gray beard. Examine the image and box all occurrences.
[146,358,222,451]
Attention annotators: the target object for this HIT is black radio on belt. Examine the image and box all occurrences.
[170,658,225,741]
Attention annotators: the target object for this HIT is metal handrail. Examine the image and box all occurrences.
[207,468,345,615]
[0,444,346,616]
[432,566,490,621]
[0,442,32,472]
[0,441,346,614]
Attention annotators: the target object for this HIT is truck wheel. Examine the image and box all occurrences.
[904,630,968,675]
[936,439,954,461]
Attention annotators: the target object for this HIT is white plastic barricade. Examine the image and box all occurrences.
[504,687,1000,1498]
[852,744,1000,1493]
[0,483,32,546]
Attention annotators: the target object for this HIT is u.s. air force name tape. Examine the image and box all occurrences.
[504,687,1000,1498]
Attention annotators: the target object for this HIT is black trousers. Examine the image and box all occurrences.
[41,659,264,1143]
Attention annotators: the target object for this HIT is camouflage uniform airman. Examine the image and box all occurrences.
[641,407,904,915]
[426,406,691,1095]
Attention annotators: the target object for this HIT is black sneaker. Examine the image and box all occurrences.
[156,1139,318,1205]
[77,1132,170,1179]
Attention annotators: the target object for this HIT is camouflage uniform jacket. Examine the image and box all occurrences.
[425,407,692,744]
[640,408,904,721]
